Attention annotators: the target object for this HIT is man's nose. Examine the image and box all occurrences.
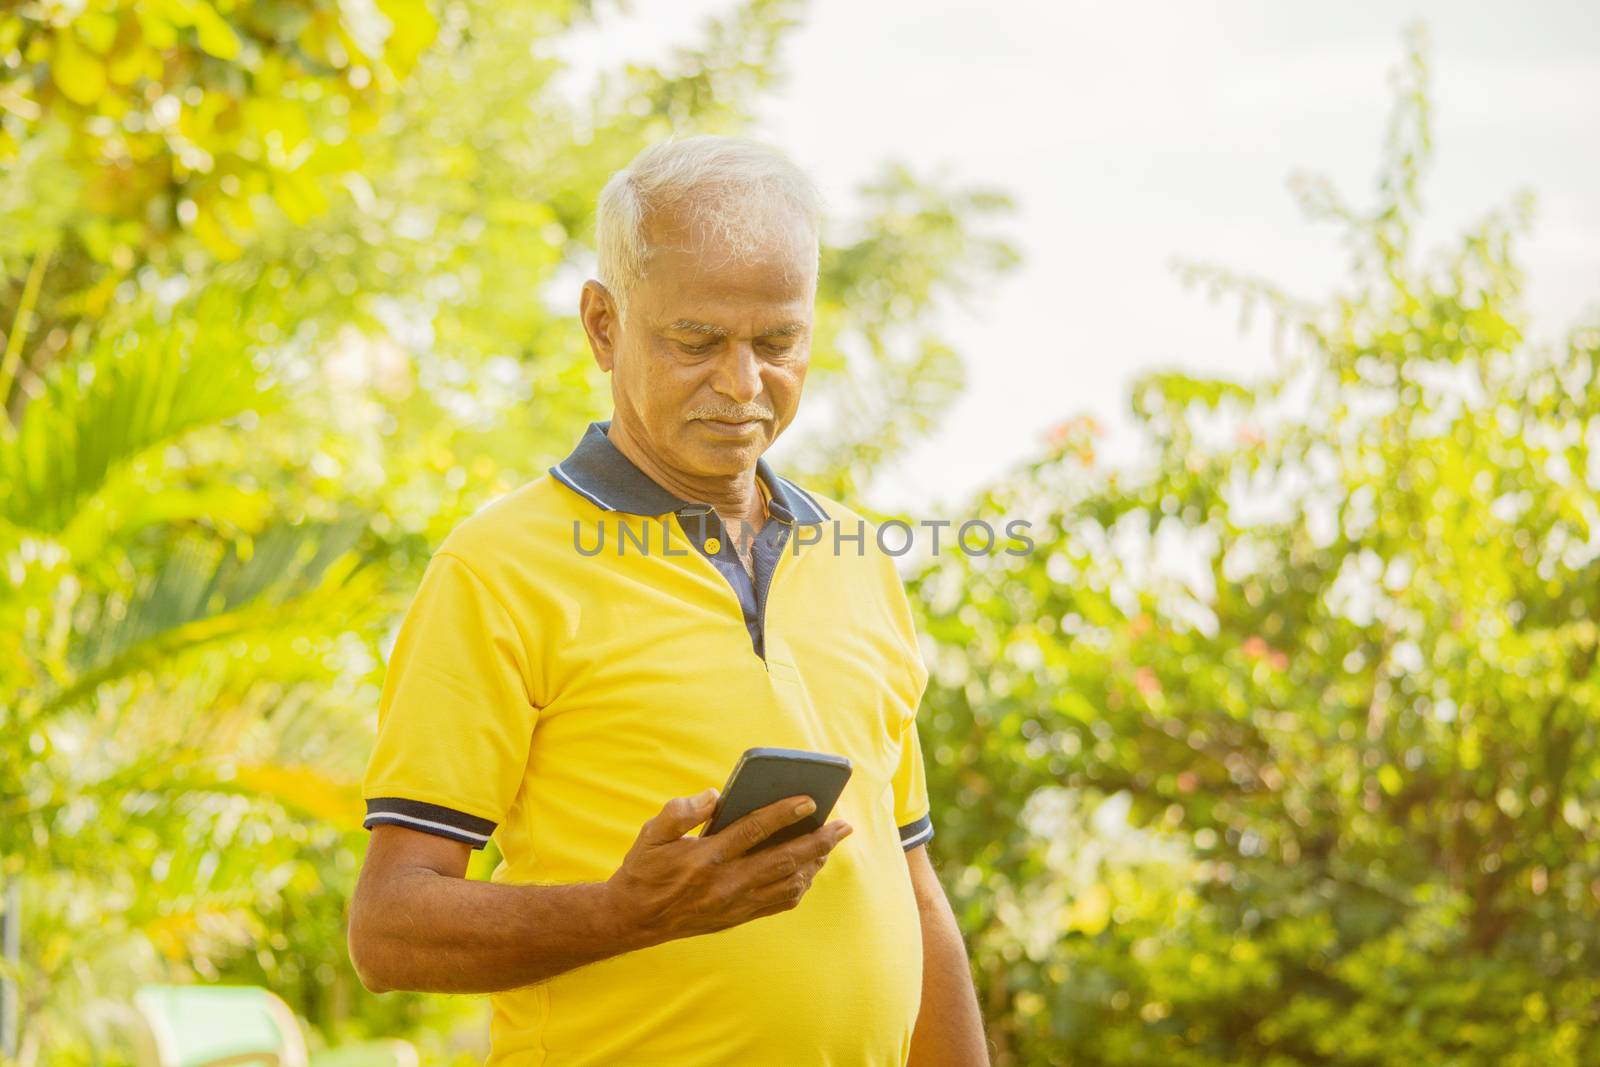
[712,342,763,404]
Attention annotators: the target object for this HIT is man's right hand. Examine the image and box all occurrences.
[604,788,853,947]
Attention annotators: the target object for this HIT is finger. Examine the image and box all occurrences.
[711,793,819,862]
[640,788,720,845]
[748,899,794,921]
[746,864,819,913]
[744,820,852,885]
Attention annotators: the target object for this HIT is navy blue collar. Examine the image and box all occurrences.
[549,420,828,525]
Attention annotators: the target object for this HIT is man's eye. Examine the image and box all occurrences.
[760,343,794,357]
[678,341,716,355]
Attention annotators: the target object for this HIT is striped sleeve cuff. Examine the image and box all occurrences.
[897,813,934,851]
[363,798,496,850]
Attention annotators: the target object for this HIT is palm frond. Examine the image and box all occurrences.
[41,515,375,717]
[0,285,281,534]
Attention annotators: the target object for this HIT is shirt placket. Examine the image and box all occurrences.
[674,502,794,666]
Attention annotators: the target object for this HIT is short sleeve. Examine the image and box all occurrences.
[892,717,934,851]
[361,550,538,850]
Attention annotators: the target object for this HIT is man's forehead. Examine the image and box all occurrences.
[632,205,818,332]
[640,202,816,277]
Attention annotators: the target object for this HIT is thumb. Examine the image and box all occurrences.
[642,788,719,844]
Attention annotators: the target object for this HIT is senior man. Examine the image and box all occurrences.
[347,135,989,1066]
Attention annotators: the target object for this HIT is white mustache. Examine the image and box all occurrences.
[688,410,770,422]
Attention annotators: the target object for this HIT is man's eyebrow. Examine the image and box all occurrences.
[665,319,729,337]
[664,319,807,338]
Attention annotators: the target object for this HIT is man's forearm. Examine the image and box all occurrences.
[908,881,990,1066]
[349,866,645,994]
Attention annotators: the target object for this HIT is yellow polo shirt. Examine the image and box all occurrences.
[361,421,935,1066]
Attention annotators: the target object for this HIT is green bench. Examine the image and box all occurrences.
[127,985,417,1067]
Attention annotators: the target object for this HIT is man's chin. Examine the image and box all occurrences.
[680,426,768,473]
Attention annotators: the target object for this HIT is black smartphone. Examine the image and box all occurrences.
[699,747,853,854]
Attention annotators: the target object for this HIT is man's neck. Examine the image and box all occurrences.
[606,420,767,532]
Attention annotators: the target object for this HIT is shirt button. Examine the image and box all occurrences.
[704,538,721,554]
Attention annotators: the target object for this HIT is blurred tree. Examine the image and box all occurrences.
[0,0,438,426]
[0,0,1015,1062]
[912,24,1600,1067]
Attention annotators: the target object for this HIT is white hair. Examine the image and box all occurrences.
[594,135,824,321]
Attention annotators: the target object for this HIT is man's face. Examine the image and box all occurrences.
[585,200,816,479]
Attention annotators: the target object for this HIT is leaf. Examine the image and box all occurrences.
[76,13,120,55]
[375,0,439,76]
[107,41,158,87]
[271,168,329,226]
[51,32,107,107]
[39,516,376,717]
[190,2,242,60]
[1063,883,1111,936]
[0,287,267,532]
[191,201,243,260]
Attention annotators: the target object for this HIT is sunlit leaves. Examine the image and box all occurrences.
[0,285,275,533]
[3,1,438,261]
[2,2,1022,1062]
[911,25,1600,1067]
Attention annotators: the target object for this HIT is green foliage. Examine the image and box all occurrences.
[911,25,1600,1066]
[0,0,435,262]
[799,165,1019,500]
[0,1,1016,1062]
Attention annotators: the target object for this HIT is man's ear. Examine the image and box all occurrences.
[579,280,619,372]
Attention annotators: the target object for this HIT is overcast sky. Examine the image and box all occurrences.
[557,1,1600,512]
